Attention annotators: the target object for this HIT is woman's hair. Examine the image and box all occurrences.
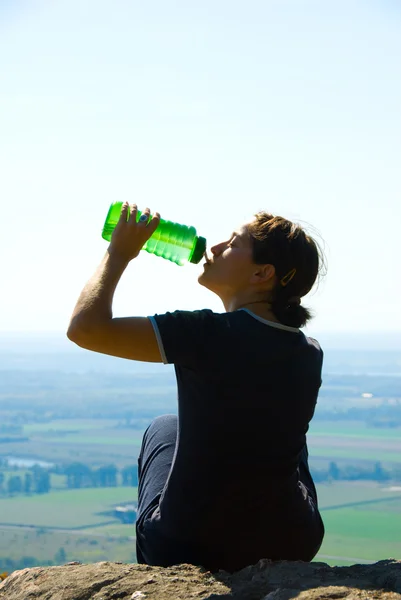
[246,212,326,328]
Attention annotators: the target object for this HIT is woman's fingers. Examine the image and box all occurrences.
[129,203,138,221]
[146,211,161,235]
[120,202,160,228]
[119,202,129,222]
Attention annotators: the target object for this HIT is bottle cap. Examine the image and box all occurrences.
[189,236,207,264]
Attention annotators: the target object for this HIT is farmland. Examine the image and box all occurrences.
[0,481,400,568]
[0,342,400,571]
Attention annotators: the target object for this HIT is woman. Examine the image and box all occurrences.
[67,202,326,573]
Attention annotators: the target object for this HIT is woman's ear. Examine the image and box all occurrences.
[250,264,276,285]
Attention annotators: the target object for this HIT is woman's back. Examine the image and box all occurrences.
[145,308,324,570]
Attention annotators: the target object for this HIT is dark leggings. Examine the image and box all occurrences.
[135,414,323,567]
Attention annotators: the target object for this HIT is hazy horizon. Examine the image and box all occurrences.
[2,321,401,379]
[1,328,401,350]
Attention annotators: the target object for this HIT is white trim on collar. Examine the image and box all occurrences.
[238,308,300,333]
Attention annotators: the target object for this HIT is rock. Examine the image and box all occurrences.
[0,558,400,600]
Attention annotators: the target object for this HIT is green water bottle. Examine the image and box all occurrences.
[101,201,207,266]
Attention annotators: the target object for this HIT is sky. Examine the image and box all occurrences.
[1,0,400,339]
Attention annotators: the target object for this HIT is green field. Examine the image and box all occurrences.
[316,481,401,507]
[312,482,401,565]
[26,419,400,438]
[2,418,400,469]
[1,356,399,573]
[308,420,401,465]
[316,508,401,565]
[6,419,401,464]
[24,420,143,448]
[0,481,400,568]
[0,527,137,565]
[37,435,142,446]
[2,417,401,569]
[0,487,137,528]
[0,419,145,467]
[83,523,137,536]
[309,420,401,440]
[309,446,401,463]
[23,420,120,433]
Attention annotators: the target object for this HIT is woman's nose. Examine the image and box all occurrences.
[210,242,223,256]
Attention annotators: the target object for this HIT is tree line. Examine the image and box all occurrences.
[1,459,400,497]
[0,547,69,575]
[311,461,401,483]
[0,463,138,496]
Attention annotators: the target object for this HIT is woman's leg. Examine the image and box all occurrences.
[296,443,325,559]
[135,414,178,563]
[298,443,320,508]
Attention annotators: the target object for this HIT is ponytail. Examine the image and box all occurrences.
[247,212,326,328]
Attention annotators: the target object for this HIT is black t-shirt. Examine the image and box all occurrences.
[146,307,323,558]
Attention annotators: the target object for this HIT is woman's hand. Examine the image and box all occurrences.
[108,203,161,263]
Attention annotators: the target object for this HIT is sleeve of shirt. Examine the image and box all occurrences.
[148,309,223,366]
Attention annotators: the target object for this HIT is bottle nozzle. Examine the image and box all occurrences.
[189,236,207,264]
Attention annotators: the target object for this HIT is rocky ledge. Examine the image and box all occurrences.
[0,558,400,599]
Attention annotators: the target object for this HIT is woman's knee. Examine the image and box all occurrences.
[149,414,177,430]
[139,414,178,455]
[137,414,178,481]
[144,414,177,441]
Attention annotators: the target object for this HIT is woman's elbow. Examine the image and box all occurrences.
[66,319,88,346]
[66,319,107,351]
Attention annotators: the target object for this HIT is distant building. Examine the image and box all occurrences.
[114,504,137,523]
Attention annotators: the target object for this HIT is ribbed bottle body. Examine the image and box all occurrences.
[101,202,205,266]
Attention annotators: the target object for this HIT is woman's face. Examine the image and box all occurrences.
[198,222,259,298]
